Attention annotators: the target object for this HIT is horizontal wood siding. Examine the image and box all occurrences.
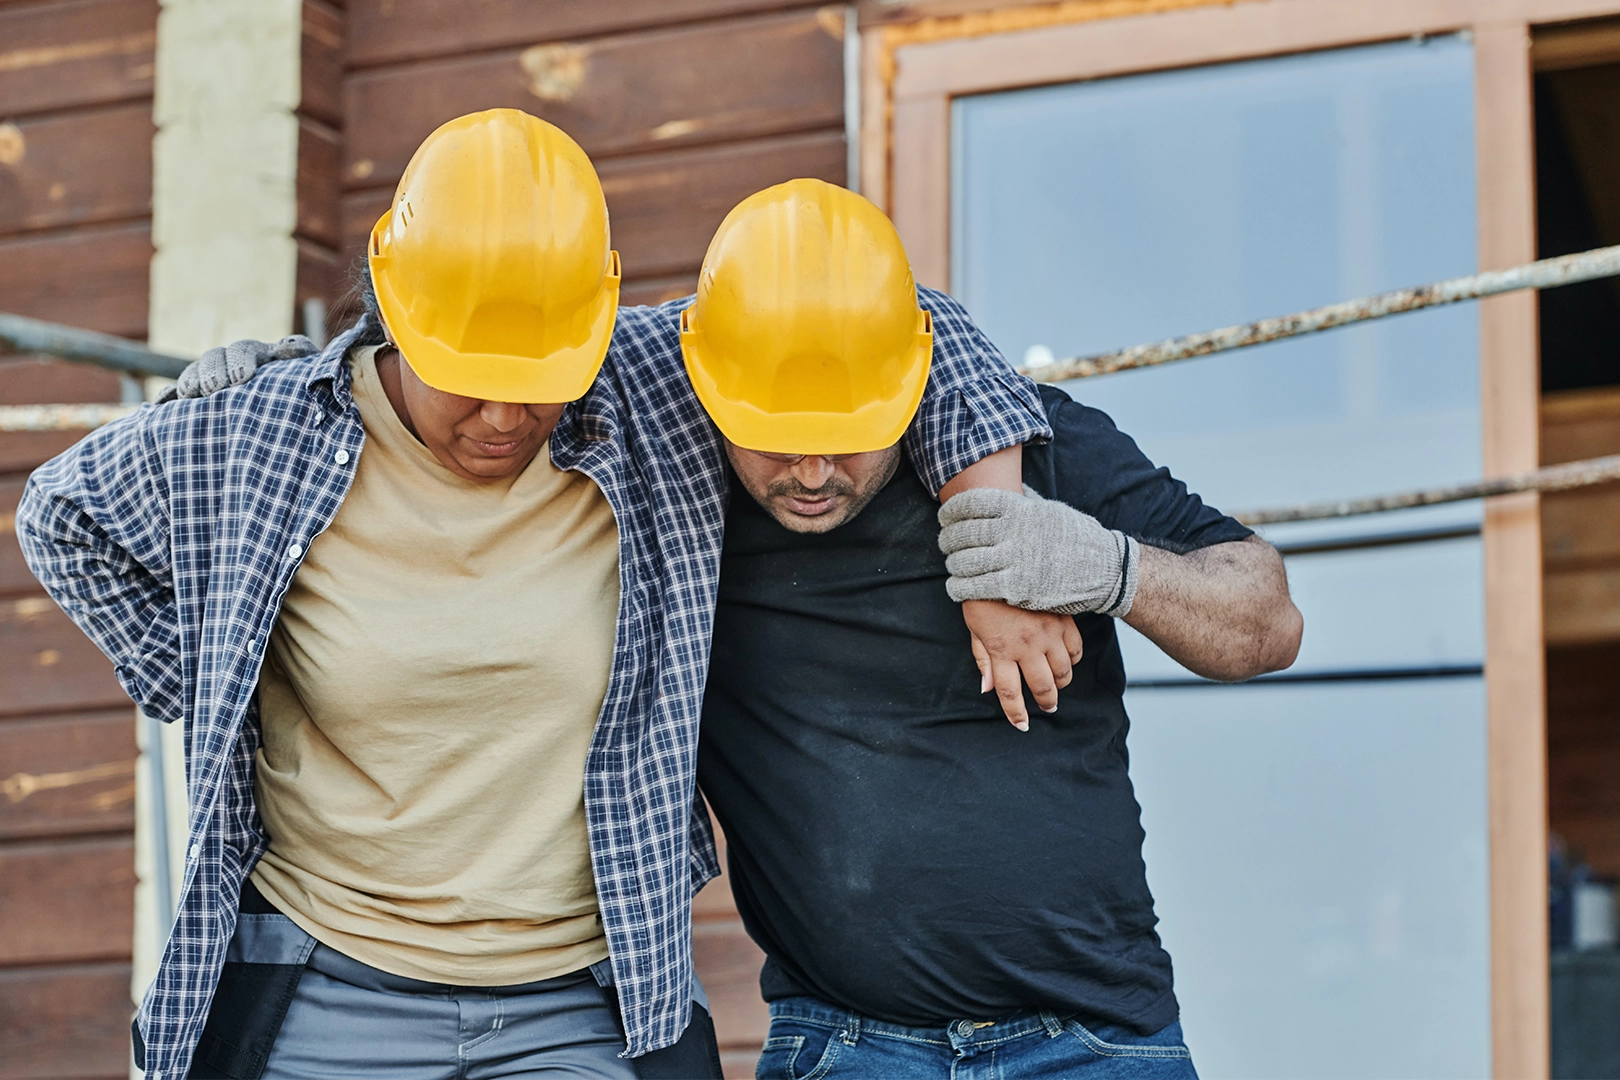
[339,3,846,313]
[1542,387,1620,644]
[0,2,152,1072]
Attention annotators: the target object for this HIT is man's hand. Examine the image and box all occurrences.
[961,599,1084,731]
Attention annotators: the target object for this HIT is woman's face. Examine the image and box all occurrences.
[375,345,566,483]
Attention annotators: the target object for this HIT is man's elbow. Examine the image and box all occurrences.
[1254,598,1304,676]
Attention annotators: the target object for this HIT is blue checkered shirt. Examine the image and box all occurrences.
[17,290,1049,1077]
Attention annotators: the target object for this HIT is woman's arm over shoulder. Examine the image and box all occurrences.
[907,287,1052,496]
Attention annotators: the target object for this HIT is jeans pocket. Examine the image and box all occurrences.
[755,1023,840,1080]
[1064,1019,1193,1059]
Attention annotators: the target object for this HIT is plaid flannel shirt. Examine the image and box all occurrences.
[17,289,1050,1077]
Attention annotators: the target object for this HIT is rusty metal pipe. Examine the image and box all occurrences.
[1019,244,1620,383]
[0,312,190,380]
[0,403,140,431]
[1235,454,1620,526]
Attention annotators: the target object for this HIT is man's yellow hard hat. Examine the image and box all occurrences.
[680,179,933,454]
[368,109,621,403]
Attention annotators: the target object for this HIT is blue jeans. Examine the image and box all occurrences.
[755,997,1197,1080]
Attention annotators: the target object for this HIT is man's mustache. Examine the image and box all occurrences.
[767,477,856,500]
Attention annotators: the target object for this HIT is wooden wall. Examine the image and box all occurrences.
[0,2,156,1076]
[312,0,848,325]
[1543,388,1620,882]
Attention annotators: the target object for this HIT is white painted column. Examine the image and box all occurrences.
[132,0,304,1028]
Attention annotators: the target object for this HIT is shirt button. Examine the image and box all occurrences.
[956,1020,975,1037]
[334,449,350,465]
[287,544,303,561]
[189,843,200,860]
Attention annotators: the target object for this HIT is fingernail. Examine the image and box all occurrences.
[1014,719,1029,732]
[1042,705,1058,713]
[981,676,992,694]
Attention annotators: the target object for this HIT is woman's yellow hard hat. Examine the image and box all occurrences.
[680,179,933,454]
[368,109,621,403]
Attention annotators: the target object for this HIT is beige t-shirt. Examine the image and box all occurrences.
[250,344,620,985]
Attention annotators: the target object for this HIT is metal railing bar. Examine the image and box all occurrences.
[0,312,190,380]
[1018,244,1620,383]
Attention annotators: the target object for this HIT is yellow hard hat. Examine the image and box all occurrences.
[368,109,621,403]
[680,179,933,454]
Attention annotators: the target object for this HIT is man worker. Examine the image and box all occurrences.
[16,113,1051,1079]
[680,182,1304,1076]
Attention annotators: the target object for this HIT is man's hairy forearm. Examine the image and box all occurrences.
[1126,535,1302,682]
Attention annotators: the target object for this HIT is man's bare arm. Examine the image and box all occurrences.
[1127,535,1301,681]
[939,488,1302,686]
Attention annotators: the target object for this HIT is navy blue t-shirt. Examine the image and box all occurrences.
[697,385,1253,1032]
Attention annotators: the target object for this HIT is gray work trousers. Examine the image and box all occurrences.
[190,906,713,1079]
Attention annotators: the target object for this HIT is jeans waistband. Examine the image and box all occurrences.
[767,997,1069,1048]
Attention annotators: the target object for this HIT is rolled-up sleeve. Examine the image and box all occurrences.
[904,287,1053,495]
[16,408,186,721]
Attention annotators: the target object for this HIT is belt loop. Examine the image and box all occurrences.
[1040,1011,1064,1038]
[843,1012,861,1046]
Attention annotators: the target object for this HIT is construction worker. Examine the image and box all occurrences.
[684,181,1303,1076]
[16,113,1053,1079]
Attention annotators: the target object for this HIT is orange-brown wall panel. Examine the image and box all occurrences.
[347,0,810,68]
[0,597,127,720]
[0,963,134,1080]
[343,8,844,189]
[0,839,136,966]
[0,0,157,117]
[0,104,154,236]
[0,711,138,842]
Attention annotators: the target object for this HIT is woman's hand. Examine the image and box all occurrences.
[961,600,1084,731]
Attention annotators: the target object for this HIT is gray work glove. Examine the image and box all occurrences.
[938,486,1140,617]
[159,335,317,402]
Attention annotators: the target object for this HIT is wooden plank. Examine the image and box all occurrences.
[1547,642,1620,879]
[0,432,82,478]
[0,0,158,118]
[344,131,846,282]
[2,476,43,596]
[0,596,127,719]
[0,710,136,842]
[598,131,847,279]
[1541,385,1620,465]
[1533,14,1620,71]
[0,356,122,407]
[0,963,133,1080]
[693,919,770,1051]
[296,237,345,323]
[300,0,345,129]
[297,117,343,249]
[1542,486,1620,567]
[346,0,808,68]
[0,839,134,965]
[889,94,950,289]
[0,103,153,237]
[343,8,844,189]
[1476,21,1550,1080]
[622,274,698,309]
[1546,563,1620,644]
[0,223,152,339]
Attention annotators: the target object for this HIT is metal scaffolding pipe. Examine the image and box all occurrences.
[1235,453,1620,526]
[0,312,191,380]
[1019,243,1620,383]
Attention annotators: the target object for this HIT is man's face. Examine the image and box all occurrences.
[377,344,566,483]
[724,441,902,533]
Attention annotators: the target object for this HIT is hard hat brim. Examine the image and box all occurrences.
[681,312,933,455]
[379,277,620,404]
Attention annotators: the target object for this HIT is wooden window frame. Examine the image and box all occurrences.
[866,2,1620,1075]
